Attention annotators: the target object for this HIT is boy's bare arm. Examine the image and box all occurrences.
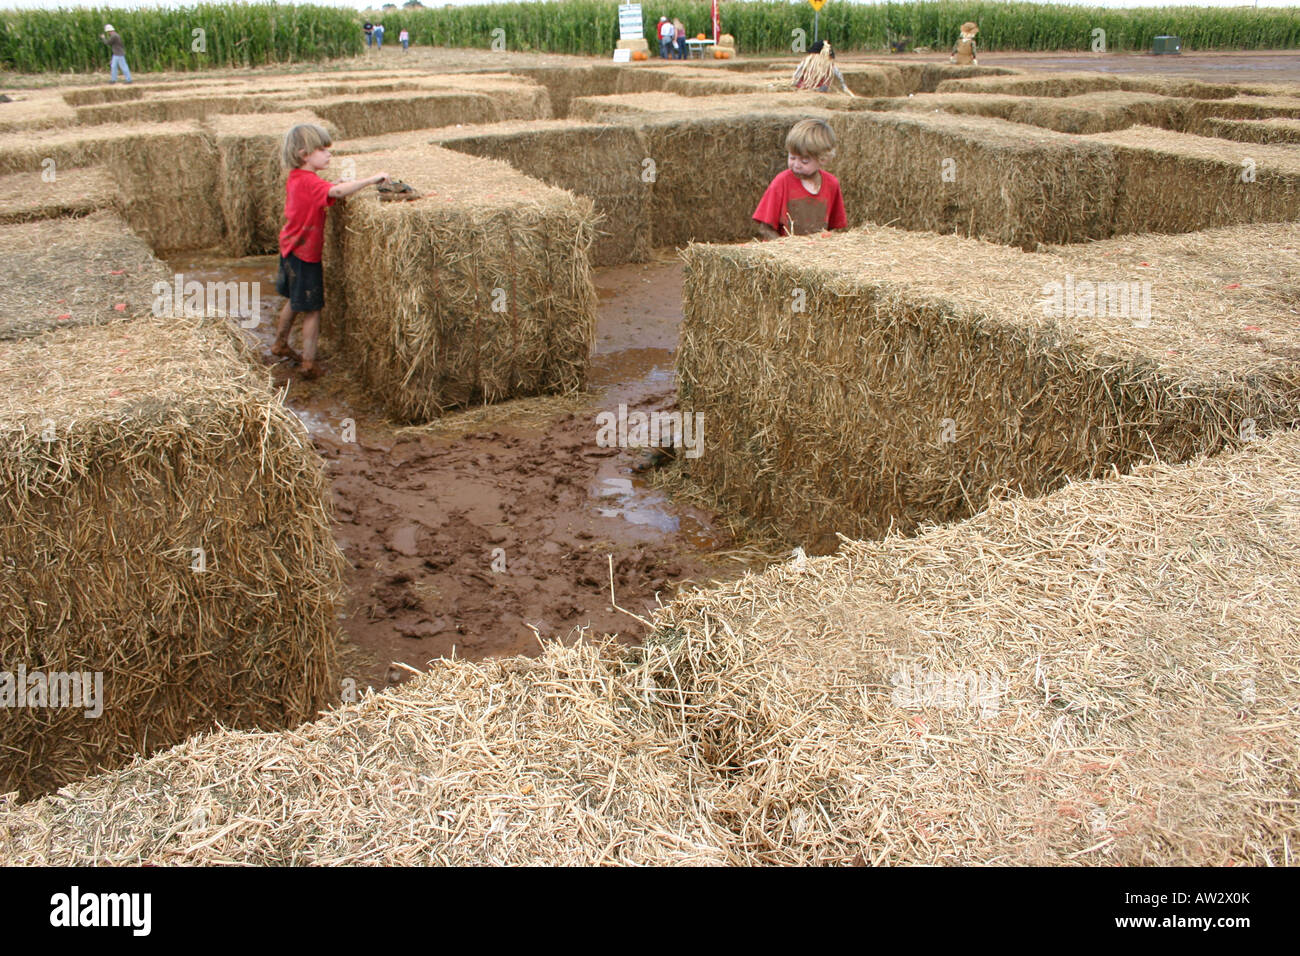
[328,171,389,200]
[756,222,779,241]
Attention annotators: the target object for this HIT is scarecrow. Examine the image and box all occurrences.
[792,41,855,96]
[950,21,979,66]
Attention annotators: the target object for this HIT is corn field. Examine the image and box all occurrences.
[1,1,1297,73]
[0,3,360,73]
[376,1,1300,55]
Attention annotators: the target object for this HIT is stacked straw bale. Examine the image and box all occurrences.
[833,111,1117,249]
[326,145,599,422]
[432,119,652,266]
[875,90,1188,135]
[0,212,168,341]
[299,85,550,140]
[59,86,144,107]
[1203,116,1300,145]
[0,166,116,224]
[1080,127,1300,235]
[0,121,224,252]
[935,72,1238,100]
[676,224,1300,541]
[3,431,1296,864]
[0,316,345,798]
[640,429,1300,864]
[0,90,77,133]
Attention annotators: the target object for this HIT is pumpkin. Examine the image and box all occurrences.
[713,48,732,59]
[632,50,648,60]
[696,33,705,40]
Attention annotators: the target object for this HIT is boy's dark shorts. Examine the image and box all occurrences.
[276,253,324,312]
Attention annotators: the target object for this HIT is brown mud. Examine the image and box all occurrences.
[167,249,738,691]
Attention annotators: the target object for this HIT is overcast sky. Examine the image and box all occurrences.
[3,0,1295,11]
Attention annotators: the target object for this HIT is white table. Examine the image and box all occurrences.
[684,38,716,59]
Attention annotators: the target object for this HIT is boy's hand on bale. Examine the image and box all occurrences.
[373,172,390,185]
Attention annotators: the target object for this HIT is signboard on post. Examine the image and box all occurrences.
[809,0,825,42]
[619,4,644,40]
[808,0,826,9]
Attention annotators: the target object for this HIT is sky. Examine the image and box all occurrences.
[2,0,1295,10]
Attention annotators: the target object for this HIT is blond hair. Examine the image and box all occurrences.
[281,123,333,169]
[786,119,836,162]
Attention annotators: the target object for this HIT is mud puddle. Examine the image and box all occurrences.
[166,249,737,691]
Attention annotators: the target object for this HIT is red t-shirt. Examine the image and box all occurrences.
[279,167,337,262]
[753,169,848,237]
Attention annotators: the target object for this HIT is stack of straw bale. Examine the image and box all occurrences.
[0,166,116,224]
[1081,126,1300,234]
[0,90,77,133]
[3,430,1295,864]
[874,90,1188,135]
[935,72,1239,99]
[1203,116,1300,145]
[0,315,345,798]
[325,145,599,422]
[432,119,652,266]
[0,212,167,340]
[639,429,1300,864]
[298,85,550,140]
[676,223,1300,541]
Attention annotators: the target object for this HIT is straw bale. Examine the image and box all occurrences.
[640,428,1300,864]
[59,86,144,107]
[0,315,345,798]
[676,223,1300,541]
[0,90,77,133]
[432,119,652,266]
[1203,116,1300,146]
[0,165,116,225]
[208,110,336,256]
[0,639,731,865]
[493,66,611,118]
[73,93,291,126]
[833,111,1118,249]
[0,212,168,341]
[1081,126,1300,235]
[300,86,550,140]
[890,61,1021,94]
[1183,94,1300,132]
[327,145,598,422]
[0,121,224,252]
[935,72,1239,100]
[879,90,1187,135]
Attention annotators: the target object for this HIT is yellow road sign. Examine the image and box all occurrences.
[809,0,826,10]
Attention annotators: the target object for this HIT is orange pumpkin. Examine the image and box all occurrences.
[632,50,648,60]
[713,48,732,59]
[696,33,705,40]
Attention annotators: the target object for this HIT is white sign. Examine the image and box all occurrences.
[619,3,644,40]
[613,48,632,62]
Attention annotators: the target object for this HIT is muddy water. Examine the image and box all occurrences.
[166,249,735,690]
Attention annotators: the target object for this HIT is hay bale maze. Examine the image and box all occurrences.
[676,223,1299,541]
[0,314,344,799]
[1,57,1299,864]
[325,144,599,422]
[1,430,1295,864]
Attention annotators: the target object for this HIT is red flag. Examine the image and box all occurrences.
[712,0,719,41]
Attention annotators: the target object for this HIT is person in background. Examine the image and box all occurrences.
[792,40,854,95]
[657,17,675,59]
[950,21,979,66]
[274,123,389,380]
[99,24,132,84]
[673,18,687,59]
[399,28,410,52]
[363,21,374,47]
[752,119,847,239]
[374,23,385,49]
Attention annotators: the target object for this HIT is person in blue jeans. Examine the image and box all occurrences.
[657,17,674,59]
[374,23,385,49]
[100,25,132,83]
[364,21,374,46]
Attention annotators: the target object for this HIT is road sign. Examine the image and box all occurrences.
[809,0,826,11]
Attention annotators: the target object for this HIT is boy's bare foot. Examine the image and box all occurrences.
[299,361,324,381]
[271,341,302,364]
